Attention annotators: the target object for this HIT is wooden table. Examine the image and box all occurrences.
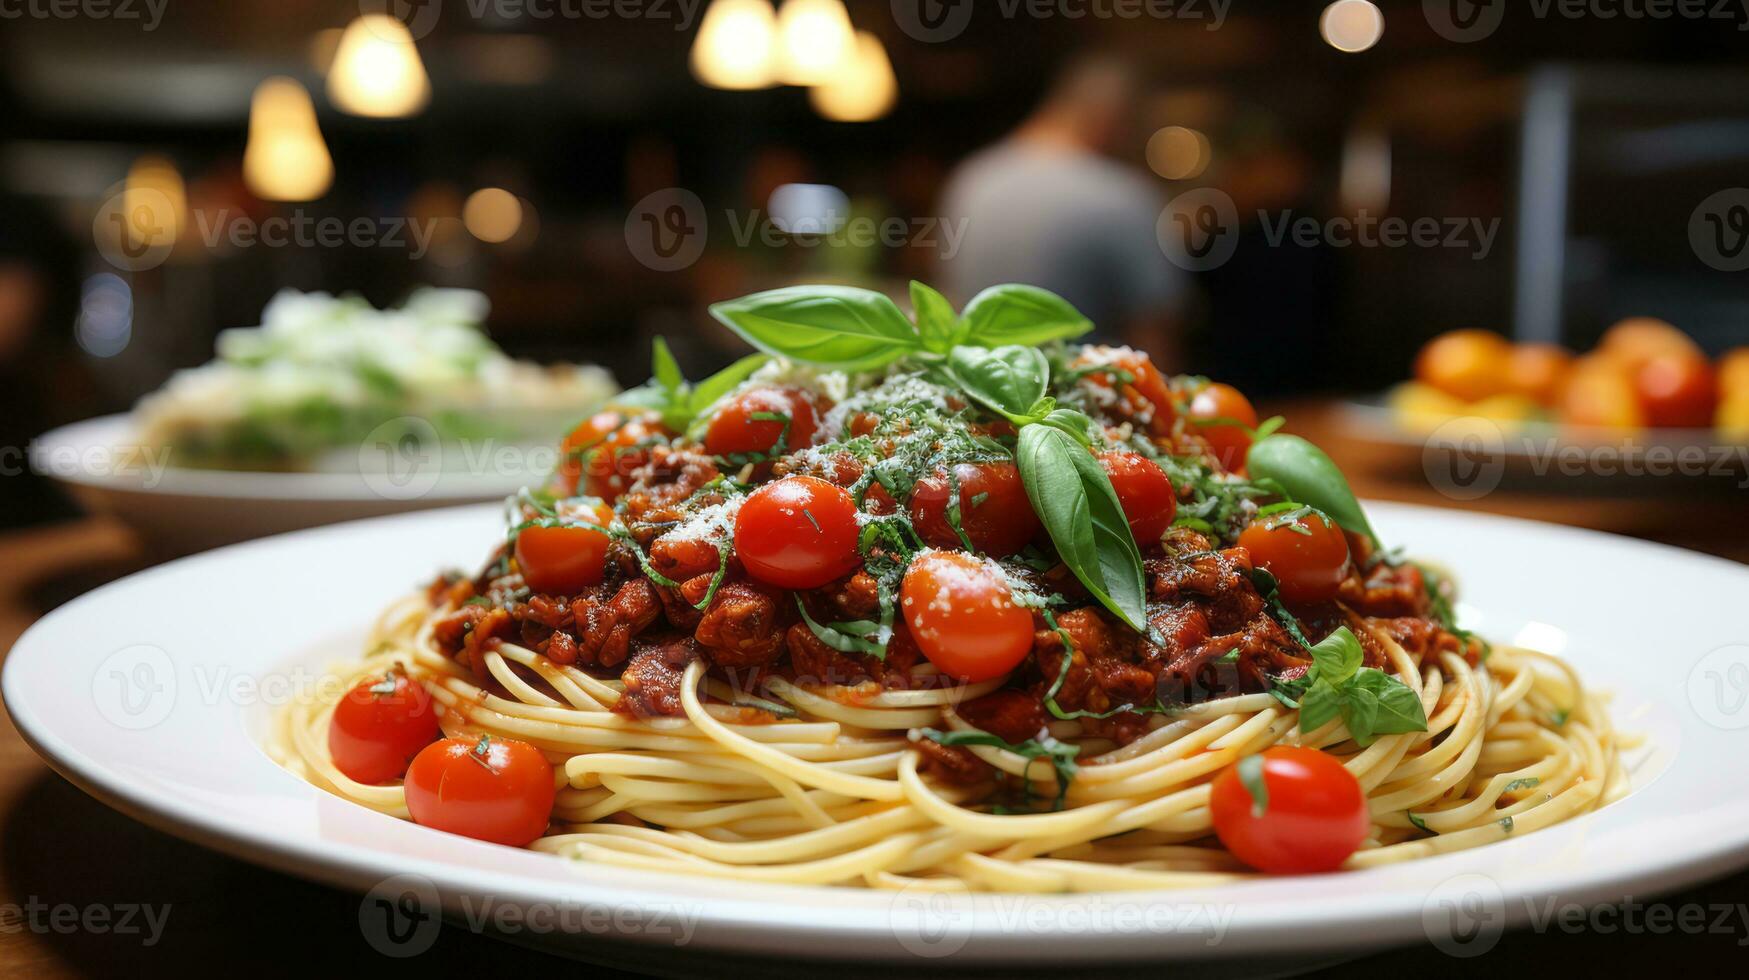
[2,403,1746,976]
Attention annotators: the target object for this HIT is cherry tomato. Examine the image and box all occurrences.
[1187,382,1259,473]
[1635,353,1717,429]
[906,462,1040,557]
[1076,349,1177,435]
[327,668,439,785]
[1098,451,1177,546]
[900,551,1033,683]
[704,386,822,460]
[553,411,625,495]
[1238,509,1351,606]
[571,415,664,503]
[514,501,613,595]
[1414,329,1512,402]
[404,735,556,847]
[734,476,861,589]
[1210,746,1370,874]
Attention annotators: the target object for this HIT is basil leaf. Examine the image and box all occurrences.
[708,285,919,371]
[1297,681,1342,733]
[959,284,1093,347]
[1036,408,1097,447]
[686,353,769,417]
[1236,754,1269,816]
[1306,626,1363,686]
[795,597,887,657]
[948,345,1050,420]
[1246,434,1380,545]
[610,383,670,412]
[1016,424,1148,631]
[1351,668,1429,741]
[651,336,684,393]
[1343,683,1381,745]
[920,727,1079,809]
[910,280,960,353]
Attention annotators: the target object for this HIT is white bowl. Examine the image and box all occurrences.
[32,414,546,554]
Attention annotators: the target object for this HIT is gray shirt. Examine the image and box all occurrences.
[938,141,1183,336]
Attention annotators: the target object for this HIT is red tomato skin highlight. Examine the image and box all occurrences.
[704,386,821,459]
[327,671,440,785]
[1237,512,1351,606]
[733,476,862,590]
[1210,747,1370,874]
[906,462,1041,557]
[404,737,557,847]
[1187,382,1259,473]
[514,504,613,595]
[899,551,1034,683]
[1098,451,1178,546]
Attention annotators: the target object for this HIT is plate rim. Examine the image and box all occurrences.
[8,501,1749,962]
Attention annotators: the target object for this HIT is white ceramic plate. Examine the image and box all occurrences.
[32,414,549,554]
[6,502,1748,967]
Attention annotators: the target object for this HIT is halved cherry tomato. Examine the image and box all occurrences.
[906,462,1040,557]
[1098,451,1177,546]
[900,551,1033,683]
[704,386,822,460]
[734,475,861,589]
[1076,348,1176,435]
[1187,382,1259,473]
[1635,353,1717,429]
[1238,508,1351,606]
[514,501,613,595]
[327,668,439,785]
[1210,746,1369,873]
[404,735,556,846]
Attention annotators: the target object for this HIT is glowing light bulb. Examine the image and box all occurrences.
[1144,127,1211,180]
[808,31,896,123]
[243,77,333,202]
[122,154,186,250]
[690,0,778,90]
[327,15,431,118]
[775,0,853,86]
[1320,0,1384,53]
[463,188,523,243]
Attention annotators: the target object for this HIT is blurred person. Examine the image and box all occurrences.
[937,56,1184,362]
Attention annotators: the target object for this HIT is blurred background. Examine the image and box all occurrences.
[1,1,1746,541]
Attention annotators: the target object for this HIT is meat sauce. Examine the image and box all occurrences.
[428,358,1480,781]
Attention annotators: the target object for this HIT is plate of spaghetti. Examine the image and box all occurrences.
[8,283,1748,966]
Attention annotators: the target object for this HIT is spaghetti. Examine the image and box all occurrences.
[269,283,1631,891]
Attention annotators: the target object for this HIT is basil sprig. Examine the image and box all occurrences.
[1271,627,1428,747]
[1018,426,1148,631]
[944,344,1147,632]
[708,281,1093,371]
[613,337,768,433]
[1245,434,1380,547]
